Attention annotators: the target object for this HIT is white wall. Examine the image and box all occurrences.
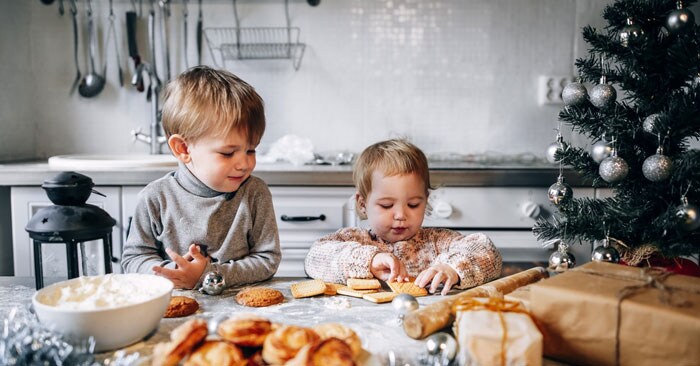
[1,0,694,162]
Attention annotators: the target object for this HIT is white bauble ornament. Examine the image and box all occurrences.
[642,147,673,182]
[591,140,613,163]
[599,155,629,183]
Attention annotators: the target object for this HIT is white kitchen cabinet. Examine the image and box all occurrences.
[10,186,123,278]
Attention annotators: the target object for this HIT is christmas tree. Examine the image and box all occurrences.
[534,0,700,267]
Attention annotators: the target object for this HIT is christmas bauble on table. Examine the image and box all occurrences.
[599,154,629,183]
[425,332,458,364]
[392,293,419,321]
[591,140,613,163]
[642,147,673,182]
[201,271,225,295]
[667,1,695,35]
[619,17,644,47]
[562,81,588,106]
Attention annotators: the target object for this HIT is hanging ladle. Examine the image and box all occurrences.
[78,0,106,98]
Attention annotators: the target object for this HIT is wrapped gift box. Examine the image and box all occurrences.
[530,261,700,366]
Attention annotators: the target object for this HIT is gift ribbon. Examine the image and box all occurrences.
[573,266,700,366]
[453,297,532,366]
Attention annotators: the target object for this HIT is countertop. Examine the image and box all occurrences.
[0,160,585,187]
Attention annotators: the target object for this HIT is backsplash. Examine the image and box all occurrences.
[4,0,694,162]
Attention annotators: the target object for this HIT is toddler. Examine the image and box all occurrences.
[122,66,281,290]
[304,139,502,295]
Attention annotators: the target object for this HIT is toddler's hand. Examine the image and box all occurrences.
[370,253,409,282]
[415,264,459,296]
[153,244,209,289]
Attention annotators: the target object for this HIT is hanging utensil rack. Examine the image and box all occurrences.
[203,0,305,70]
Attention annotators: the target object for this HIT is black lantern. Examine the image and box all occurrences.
[25,172,117,289]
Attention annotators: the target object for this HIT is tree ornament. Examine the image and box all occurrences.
[619,17,644,47]
[548,175,573,205]
[591,139,613,163]
[642,113,661,134]
[676,197,700,231]
[591,238,621,263]
[549,242,576,272]
[562,79,588,106]
[392,293,419,322]
[425,332,458,364]
[590,75,616,108]
[201,271,225,295]
[642,146,673,182]
[667,1,696,35]
[545,133,564,164]
[599,150,629,183]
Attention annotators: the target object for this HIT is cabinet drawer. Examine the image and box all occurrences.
[270,187,355,231]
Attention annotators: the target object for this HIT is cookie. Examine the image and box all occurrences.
[183,341,246,366]
[312,323,362,359]
[324,283,345,296]
[285,338,356,366]
[387,279,429,297]
[152,318,208,366]
[235,287,285,307]
[163,296,200,318]
[290,279,326,299]
[362,291,399,304]
[336,286,378,298]
[218,313,273,347]
[262,325,320,365]
[346,278,381,290]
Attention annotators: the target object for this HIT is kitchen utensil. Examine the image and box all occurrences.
[40,0,55,5]
[147,5,161,100]
[126,10,144,91]
[158,0,171,81]
[183,0,189,69]
[196,0,202,65]
[307,0,321,6]
[105,0,124,87]
[78,0,106,98]
[69,0,80,95]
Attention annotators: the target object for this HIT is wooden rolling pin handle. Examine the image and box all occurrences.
[403,267,549,339]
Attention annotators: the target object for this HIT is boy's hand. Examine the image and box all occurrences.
[415,264,459,296]
[370,253,409,282]
[153,244,209,289]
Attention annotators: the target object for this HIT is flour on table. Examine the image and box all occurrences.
[323,297,351,309]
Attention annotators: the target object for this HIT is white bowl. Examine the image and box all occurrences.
[32,273,173,352]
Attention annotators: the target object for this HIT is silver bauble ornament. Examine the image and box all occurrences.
[590,83,617,108]
[591,239,621,263]
[549,246,576,272]
[392,293,419,320]
[425,332,458,363]
[642,148,673,182]
[643,113,661,134]
[548,176,573,205]
[676,200,700,231]
[620,18,644,47]
[545,142,562,164]
[667,3,695,35]
[591,140,613,163]
[562,82,588,106]
[599,155,629,183]
[201,271,225,295]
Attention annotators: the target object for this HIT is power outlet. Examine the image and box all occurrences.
[538,75,574,105]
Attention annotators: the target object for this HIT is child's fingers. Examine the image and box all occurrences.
[414,268,434,289]
[191,245,207,261]
[441,276,456,296]
[429,272,446,294]
[166,248,189,268]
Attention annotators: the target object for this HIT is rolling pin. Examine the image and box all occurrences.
[403,267,549,339]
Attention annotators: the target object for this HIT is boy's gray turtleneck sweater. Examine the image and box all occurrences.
[121,163,281,288]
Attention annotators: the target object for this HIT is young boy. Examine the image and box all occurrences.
[121,66,281,290]
[305,139,502,295]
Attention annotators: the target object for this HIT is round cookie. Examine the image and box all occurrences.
[218,313,273,347]
[235,287,285,307]
[183,341,246,366]
[164,296,200,318]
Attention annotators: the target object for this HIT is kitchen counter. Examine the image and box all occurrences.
[0,160,585,187]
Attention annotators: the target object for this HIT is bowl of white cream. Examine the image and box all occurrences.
[32,273,173,352]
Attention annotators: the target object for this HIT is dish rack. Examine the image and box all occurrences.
[204,0,306,70]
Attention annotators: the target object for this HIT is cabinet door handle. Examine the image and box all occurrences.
[280,214,326,222]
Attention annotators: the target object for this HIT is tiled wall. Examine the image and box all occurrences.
[2,0,692,162]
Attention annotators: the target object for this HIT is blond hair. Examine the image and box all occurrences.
[353,139,433,217]
[161,66,265,145]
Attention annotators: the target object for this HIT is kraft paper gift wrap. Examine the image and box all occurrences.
[453,298,542,366]
[530,261,700,366]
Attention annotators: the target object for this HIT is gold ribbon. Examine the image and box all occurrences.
[453,297,532,366]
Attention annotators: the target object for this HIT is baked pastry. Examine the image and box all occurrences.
[164,296,200,318]
[183,341,246,366]
[286,338,356,366]
[346,278,381,290]
[235,287,285,307]
[152,318,208,366]
[312,323,362,359]
[291,279,327,298]
[217,313,273,347]
[387,278,429,297]
[262,324,321,365]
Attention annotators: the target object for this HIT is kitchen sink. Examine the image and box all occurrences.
[48,154,178,170]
